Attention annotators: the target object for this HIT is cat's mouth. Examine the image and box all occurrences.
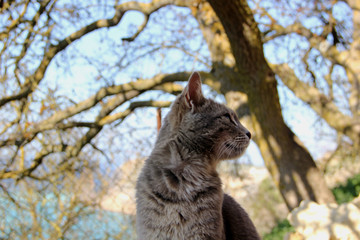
[217,141,248,160]
[225,142,240,150]
[225,143,244,151]
[225,139,249,150]
[222,137,250,157]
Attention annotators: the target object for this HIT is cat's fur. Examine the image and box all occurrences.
[136,72,260,240]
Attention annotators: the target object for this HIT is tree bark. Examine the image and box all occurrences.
[205,0,336,210]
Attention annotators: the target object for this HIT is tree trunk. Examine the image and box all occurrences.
[204,0,336,210]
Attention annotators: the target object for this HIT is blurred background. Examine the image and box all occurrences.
[0,0,359,239]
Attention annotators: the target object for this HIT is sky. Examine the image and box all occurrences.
[37,1,342,167]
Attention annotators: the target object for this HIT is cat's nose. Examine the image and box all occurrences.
[246,131,251,139]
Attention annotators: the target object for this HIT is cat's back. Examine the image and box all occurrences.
[222,194,261,240]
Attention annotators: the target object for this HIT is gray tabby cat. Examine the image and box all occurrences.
[136,72,260,240]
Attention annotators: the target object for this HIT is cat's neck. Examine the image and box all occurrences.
[151,136,215,172]
[148,136,221,202]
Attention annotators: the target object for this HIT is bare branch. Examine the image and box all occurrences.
[0,71,198,180]
[99,100,171,126]
[0,73,186,148]
[1,102,175,181]
[262,22,314,43]
[154,82,184,94]
[0,183,22,209]
[272,63,360,142]
[0,0,31,41]
[122,14,150,42]
[0,0,189,108]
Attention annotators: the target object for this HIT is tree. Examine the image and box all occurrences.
[204,0,338,209]
[1,1,357,236]
[266,0,360,148]
[250,0,360,206]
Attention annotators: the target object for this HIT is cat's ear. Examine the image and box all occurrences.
[183,72,205,110]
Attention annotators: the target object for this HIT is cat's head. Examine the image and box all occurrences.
[165,72,251,161]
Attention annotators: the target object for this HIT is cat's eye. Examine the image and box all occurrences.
[223,113,232,121]
[223,112,238,126]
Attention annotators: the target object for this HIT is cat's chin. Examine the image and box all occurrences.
[218,151,247,161]
[216,140,250,161]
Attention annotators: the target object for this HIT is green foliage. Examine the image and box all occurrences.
[263,219,294,240]
[332,173,360,204]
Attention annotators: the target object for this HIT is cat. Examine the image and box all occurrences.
[136,72,260,240]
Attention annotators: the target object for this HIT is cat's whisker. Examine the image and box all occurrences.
[216,137,250,160]
[235,136,249,142]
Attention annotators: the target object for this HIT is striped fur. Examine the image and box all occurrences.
[136,72,260,240]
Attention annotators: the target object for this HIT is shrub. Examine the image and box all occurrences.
[263,219,294,240]
[332,173,360,204]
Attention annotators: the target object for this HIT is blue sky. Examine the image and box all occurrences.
[37,1,343,167]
